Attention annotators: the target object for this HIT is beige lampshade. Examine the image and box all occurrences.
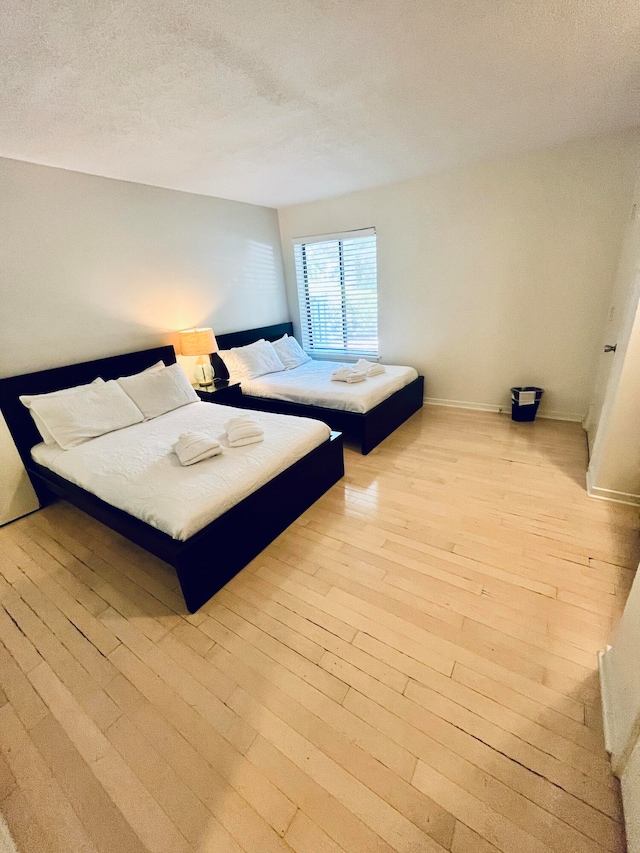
[178,327,218,357]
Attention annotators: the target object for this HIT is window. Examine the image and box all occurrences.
[293,228,378,358]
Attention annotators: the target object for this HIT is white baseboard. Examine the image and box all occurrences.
[586,469,640,506]
[537,410,585,423]
[599,647,615,756]
[424,397,585,422]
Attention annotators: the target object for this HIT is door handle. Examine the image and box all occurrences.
[604,344,617,353]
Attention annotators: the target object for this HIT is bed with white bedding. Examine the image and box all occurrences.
[216,322,425,454]
[0,344,344,613]
[240,360,418,414]
[32,401,331,541]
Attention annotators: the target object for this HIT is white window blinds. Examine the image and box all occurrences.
[293,228,378,358]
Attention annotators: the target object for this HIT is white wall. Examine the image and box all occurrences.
[601,561,640,851]
[0,157,289,378]
[622,737,640,853]
[278,132,640,420]
[602,564,640,772]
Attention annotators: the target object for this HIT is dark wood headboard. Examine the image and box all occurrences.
[216,322,293,351]
[0,346,176,476]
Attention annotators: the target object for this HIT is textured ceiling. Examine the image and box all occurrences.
[1,0,639,208]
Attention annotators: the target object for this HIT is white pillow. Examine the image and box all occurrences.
[230,339,285,380]
[217,350,243,384]
[271,335,311,370]
[28,380,144,450]
[20,378,105,446]
[117,362,199,420]
[143,360,166,374]
[119,360,166,380]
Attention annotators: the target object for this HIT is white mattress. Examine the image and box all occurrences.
[240,361,419,414]
[31,402,331,541]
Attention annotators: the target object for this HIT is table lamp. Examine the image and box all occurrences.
[178,327,218,387]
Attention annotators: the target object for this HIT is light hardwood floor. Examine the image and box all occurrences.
[0,406,638,853]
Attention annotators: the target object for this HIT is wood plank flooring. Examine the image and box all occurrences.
[0,406,637,853]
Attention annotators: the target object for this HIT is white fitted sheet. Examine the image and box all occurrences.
[31,402,331,541]
[241,360,419,414]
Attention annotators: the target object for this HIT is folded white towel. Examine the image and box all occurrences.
[229,434,265,448]
[223,415,264,448]
[227,424,265,444]
[173,432,222,466]
[225,416,259,432]
[331,366,367,384]
[355,359,385,376]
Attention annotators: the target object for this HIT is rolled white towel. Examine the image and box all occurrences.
[355,359,385,376]
[227,424,265,444]
[331,366,367,384]
[229,434,265,448]
[173,432,222,466]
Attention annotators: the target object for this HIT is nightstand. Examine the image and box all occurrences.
[195,381,243,406]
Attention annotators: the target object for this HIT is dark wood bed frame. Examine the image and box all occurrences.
[216,322,425,454]
[0,345,344,613]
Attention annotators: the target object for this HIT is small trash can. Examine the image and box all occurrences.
[511,387,543,422]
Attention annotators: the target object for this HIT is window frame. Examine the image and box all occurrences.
[293,227,378,359]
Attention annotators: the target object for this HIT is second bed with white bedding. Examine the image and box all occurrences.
[32,401,330,541]
[240,360,419,413]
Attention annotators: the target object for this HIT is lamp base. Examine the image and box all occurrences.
[193,360,214,387]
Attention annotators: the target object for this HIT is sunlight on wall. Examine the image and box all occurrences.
[87,242,283,344]
[90,273,218,332]
[244,241,279,291]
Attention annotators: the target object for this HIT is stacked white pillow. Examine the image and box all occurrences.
[230,339,285,380]
[271,334,311,370]
[117,362,198,420]
[21,360,200,451]
[220,335,309,379]
[20,378,106,446]
[24,380,145,450]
